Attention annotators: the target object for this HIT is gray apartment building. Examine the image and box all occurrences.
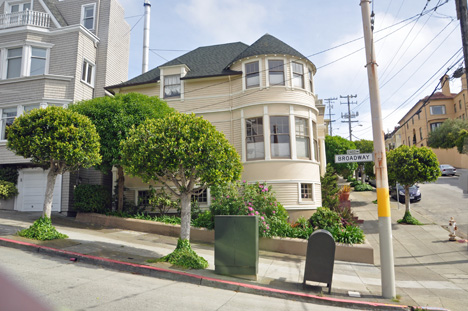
[0,0,129,214]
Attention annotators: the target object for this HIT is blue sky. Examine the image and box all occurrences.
[118,0,462,140]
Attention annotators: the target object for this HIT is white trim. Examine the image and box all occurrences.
[289,106,296,160]
[0,74,73,86]
[81,57,95,87]
[263,105,271,160]
[240,109,246,162]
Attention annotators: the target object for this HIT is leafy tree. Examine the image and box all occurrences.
[320,164,339,210]
[325,136,358,178]
[354,139,374,181]
[7,106,101,218]
[69,93,174,211]
[427,119,468,154]
[121,113,242,268]
[387,146,440,224]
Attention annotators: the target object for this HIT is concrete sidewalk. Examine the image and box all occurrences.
[0,190,466,311]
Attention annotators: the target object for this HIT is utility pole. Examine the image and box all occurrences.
[324,98,337,136]
[360,0,396,299]
[340,95,358,141]
[456,0,468,89]
[142,0,151,74]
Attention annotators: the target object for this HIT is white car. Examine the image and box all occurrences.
[439,164,456,176]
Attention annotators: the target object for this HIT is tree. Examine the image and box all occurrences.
[121,113,242,267]
[354,139,374,181]
[320,164,339,211]
[427,119,468,154]
[69,93,174,211]
[387,146,440,224]
[325,135,358,178]
[7,106,101,218]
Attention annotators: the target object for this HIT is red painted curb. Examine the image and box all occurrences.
[0,237,408,310]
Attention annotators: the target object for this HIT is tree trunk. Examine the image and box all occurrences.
[404,184,411,214]
[180,192,191,241]
[43,168,58,219]
[117,166,125,212]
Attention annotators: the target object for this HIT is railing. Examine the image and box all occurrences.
[0,11,50,29]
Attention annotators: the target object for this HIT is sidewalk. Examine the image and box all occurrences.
[0,190,466,311]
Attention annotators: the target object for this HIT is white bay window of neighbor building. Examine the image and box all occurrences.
[268,60,285,86]
[270,116,290,158]
[1,107,17,140]
[295,118,310,159]
[7,47,23,79]
[292,62,304,89]
[245,61,259,88]
[246,117,264,160]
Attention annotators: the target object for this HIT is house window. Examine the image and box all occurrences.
[30,47,47,76]
[23,104,40,114]
[246,117,264,160]
[192,189,208,204]
[295,118,310,159]
[292,62,304,88]
[460,100,462,110]
[419,128,423,140]
[81,4,96,30]
[6,47,22,79]
[301,183,313,201]
[268,60,284,86]
[270,116,290,158]
[81,59,94,86]
[430,122,443,131]
[408,136,410,146]
[312,121,319,161]
[245,61,259,88]
[418,113,420,120]
[309,70,313,92]
[1,107,17,140]
[138,190,151,207]
[8,2,31,24]
[164,75,181,98]
[406,122,408,129]
[430,105,446,115]
[412,118,414,125]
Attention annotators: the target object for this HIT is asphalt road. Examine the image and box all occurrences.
[0,247,353,311]
[399,172,468,239]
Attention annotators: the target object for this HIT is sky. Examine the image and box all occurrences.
[118,0,463,141]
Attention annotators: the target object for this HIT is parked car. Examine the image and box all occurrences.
[390,184,421,203]
[439,164,456,176]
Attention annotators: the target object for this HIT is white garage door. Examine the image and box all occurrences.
[16,169,62,212]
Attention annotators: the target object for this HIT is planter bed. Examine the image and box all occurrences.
[75,213,374,264]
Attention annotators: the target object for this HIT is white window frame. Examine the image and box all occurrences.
[246,117,265,161]
[81,58,95,87]
[0,42,51,80]
[270,116,291,159]
[81,3,96,31]
[299,183,313,202]
[163,74,181,98]
[295,117,310,159]
[291,62,304,89]
[267,59,285,87]
[0,106,18,141]
[245,61,260,89]
[29,46,48,76]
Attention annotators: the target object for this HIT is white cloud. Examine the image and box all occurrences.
[175,0,269,43]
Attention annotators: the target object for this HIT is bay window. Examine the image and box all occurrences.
[246,117,264,160]
[7,47,22,79]
[268,60,284,86]
[292,62,304,88]
[245,61,259,88]
[270,116,290,158]
[30,47,47,76]
[1,107,17,140]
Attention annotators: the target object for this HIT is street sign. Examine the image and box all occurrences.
[335,153,373,163]
[347,149,360,155]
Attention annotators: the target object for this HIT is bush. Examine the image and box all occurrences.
[321,164,339,210]
[17,217,68,240]
[191,210,214,229]
[397,211,422,225]
[354,183,374,191]
[309,207,342,230]
[155,238,208,269]
[145,187,179,215]
[0,180,18,200]
[74,184,111,213]
[329,225,365,244]
[0,166,19,184]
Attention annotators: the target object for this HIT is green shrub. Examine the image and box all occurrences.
[329,225,365,244]
[0,180,18,200]
[191,210,214,229]
[397,211,422,225]
[155,238,208,269]
[0,166,19,184]
[145,187,179,215]
[17,217,68,240]
[347,177,357,182]
[309,207,342,230]
[320,165,340,210]
[354,183,374,191]
[74,184,111,213]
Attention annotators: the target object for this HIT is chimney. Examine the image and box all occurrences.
[142,0,151,74]
[440,74,451,96]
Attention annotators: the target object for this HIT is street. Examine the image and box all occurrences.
[0,247,351,311]
[399,172,468,239]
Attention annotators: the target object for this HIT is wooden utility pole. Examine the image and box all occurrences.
[360,0,396,299]
[456,0,468,88]
[340,95,358,141]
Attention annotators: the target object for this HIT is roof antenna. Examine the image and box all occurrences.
[142,0,151,73]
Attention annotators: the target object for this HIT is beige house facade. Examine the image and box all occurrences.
[107,34,327,220]
[0,0,129,214]
[385,74,468,168]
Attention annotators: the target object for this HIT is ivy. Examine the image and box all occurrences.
[17,217,68,240]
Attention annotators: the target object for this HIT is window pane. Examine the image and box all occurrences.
[270,116,290,158]
[86,64,93,83]
[7,58,22,78]
[245,62,259,88]
[84,6,94,18]
[23,3,31,11]
[32,47,47,58]
[30,58,46,75]
[1,108,17,140]
[430,105,445,115]
[269,60,284,86]
[301,183,312,200]
[246,117,264,160]
[164,75,181,98]
[296,137,310,158]
[24,105,40,113]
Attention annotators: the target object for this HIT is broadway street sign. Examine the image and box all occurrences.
[335,153,374,163]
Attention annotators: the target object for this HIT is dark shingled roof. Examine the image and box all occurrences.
[106,34,315,90]
[43,0,68,27]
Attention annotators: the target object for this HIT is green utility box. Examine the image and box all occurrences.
[214,215,258,278]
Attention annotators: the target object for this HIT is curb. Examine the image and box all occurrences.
[0,237,409,311]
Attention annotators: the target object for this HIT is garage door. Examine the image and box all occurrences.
[17,169,62,212]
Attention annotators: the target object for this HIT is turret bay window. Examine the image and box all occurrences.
[164,75,181,98]
[309,70,313,92]
[292,62,304,88]
[245,61,259,88]
[312,121,319,161]
[246,117,264,160]
[295,118,310,159]
[268,60,284,86]
[1,107,17,140]
[270,116,290,158]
